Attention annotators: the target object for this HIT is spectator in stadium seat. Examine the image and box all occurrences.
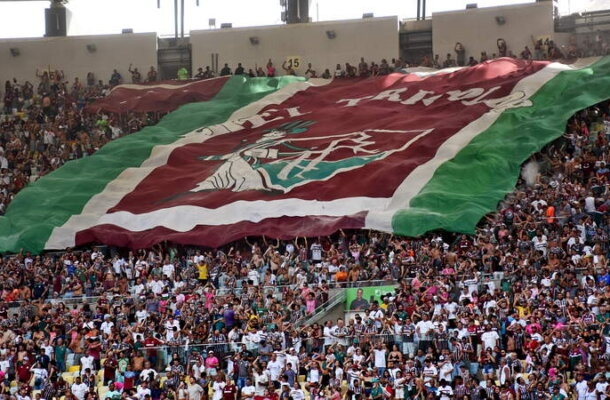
[334,64,345,78]
[358,57,369,77]
[442,54,456,68]
[432,54,441,69]
[146,66,158,82]
[266,60,276,77]
[220,64,232,76]
[281,61,296,76]
[128,64,142,83]
[194,67,206,79]
[497,38,507,57]
[520,46,532,60]
[304,63,317,78]
[234,63,245,75]
[454,42,465,66]
[177,67,189,80]
[109,69,122,86]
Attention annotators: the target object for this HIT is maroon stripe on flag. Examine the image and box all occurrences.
[74,213,367,249]
[85,77,230,114]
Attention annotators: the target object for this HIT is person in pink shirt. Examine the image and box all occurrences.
[205,350,219,377]
[305,293,316,315]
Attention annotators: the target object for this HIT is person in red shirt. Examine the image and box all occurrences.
[254,388,279,400]
[16,357,32,384]
[103,351,118,385]
[143,333,164,368]
[222,378,237,400]
[86,337,102,371]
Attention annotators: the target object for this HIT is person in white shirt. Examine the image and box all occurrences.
[247,267,259,286]
[133,279,147,297]
[149,277,164,295]
[135,260,148,280]
[164,318,180,341]
[71,376,89,400]
[498,358,511,386]
[139,364,158,382]
[80,353,95,373]
[290,381,305,400]
[437,380,454,400]
[112,256,126,276]
[135,306,149,323]
[437,356,453,383]
[371,343,387,374]
[463,275,479,295]
[596,376,608,400]
[415,314,435,342]
[422,359,438,387]
[323,321,334,348]
[307,362,322,387]
[241,378,256,398]
[192,250,205,265]
[368,304,385,331]
[211,376,226,400]
[0,354,10,375]
[136,381,152,400]
[331,319,349,346]
[574,375,589,400]
[480,325,500,351]
[531,231,548,256]
[100,316,114,336]
[162,261,175,280]
[266,354,283,384]
[285,348,299,373]
[30,363,48,390]
[444,301,459,324]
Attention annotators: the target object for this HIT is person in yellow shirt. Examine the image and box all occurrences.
[197,261,208,284]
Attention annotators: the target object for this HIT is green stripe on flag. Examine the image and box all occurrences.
[393,57,610,236]
[0,76,304,253]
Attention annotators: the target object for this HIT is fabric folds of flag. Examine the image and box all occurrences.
[0,57,608,253]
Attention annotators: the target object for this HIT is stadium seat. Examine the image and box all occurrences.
[61,372,75,384]
[68,365,81,373]
[98,387,109,399]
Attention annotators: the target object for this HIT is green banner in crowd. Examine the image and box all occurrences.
[345,285,398,311]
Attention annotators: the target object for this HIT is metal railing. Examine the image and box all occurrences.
[294,289,346,328]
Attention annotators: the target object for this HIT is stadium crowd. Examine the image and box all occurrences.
[0,33,610,400]
[0,68,163,214]
[0,96,605,400]
[193,32,610,79]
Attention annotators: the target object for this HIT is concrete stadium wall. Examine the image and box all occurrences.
[190,17,399,77]
[432,2,555,62]
[0,32,157,87]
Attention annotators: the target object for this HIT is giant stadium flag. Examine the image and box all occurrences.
[1,57,610,253]
[84,77,231,114]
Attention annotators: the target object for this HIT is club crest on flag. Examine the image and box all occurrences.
[191,120,434,193]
